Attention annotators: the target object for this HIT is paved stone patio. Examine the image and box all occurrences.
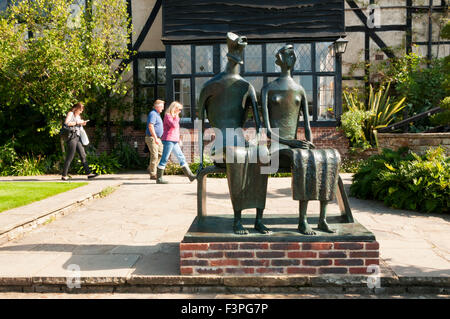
[0,173,448,286]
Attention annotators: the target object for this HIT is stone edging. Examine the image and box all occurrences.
[0,275,448,295]
[0,184,121,245]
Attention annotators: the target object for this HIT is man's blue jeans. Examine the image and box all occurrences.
[158,141,187,169]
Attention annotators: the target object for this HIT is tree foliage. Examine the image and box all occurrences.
[0,0,132,152]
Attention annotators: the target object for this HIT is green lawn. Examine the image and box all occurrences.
[0,182,88,213]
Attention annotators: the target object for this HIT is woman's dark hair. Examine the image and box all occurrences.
[71,102,84,112]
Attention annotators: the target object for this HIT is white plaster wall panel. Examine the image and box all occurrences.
[432,43,450,58]
[343,79,365,89]
[132,0,155,45]
[131,0,164,51]
[380,7,406,25]
[139,8,164,51]
[412,12,429,42]
[342,32,365,77]
[345,1,365,27]
[431,12,447,42]
[370,31,406,59]
[412,0,443,6]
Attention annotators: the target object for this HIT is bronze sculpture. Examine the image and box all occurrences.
[261,44,341,235]
[197,32,270,235]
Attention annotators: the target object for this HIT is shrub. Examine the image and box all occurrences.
[10,155,46,176]
[0,141,18,176]
[340,109,373,150]
[342,82,406,148]
[73,150,121,175]
[430,96,450,128]
[340,158,364,173]
[112,140,145,170]
[351,147,449,214]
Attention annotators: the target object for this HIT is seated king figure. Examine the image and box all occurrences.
[197,32,270,235]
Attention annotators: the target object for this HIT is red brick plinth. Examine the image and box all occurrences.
[180,241,380,276]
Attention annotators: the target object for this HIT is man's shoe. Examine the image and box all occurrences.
[87,173,98,179]
[156,168,168,184]
[150,175,157,180]
[61,175,70,181]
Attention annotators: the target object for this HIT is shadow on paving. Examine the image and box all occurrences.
[0,243,180,276]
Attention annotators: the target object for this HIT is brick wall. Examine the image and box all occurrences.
[377,133,450,155]
[87,126,350,164]
[180,241,379,276]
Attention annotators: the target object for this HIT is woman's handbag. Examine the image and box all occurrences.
[80,127,89,146]
[60,123,76,140]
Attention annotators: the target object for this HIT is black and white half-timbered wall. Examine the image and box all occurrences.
[1,0,448,158]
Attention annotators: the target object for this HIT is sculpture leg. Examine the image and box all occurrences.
[254,208,271,234]
[298,201,315,235]
[318,201,336,233]
[233,210,249,235]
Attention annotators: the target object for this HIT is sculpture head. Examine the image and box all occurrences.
[226,32,247,65]
[275,44,296,70]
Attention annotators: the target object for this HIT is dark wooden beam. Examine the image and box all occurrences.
[346,0,396,59]
[117,0,163,74]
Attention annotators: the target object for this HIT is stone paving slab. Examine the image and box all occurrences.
[0,173,448,290]
[0,176,122,236]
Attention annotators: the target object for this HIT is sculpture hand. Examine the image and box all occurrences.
[289,140,313,149]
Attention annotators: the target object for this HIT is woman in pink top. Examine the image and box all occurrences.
[156,101,196,184]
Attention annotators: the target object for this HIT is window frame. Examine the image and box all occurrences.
[165,41,342,128]
[134,51,167,122]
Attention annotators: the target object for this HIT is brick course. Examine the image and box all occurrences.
[86,126,350,162]
[180,241,380,276]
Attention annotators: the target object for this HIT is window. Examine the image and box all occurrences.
[167,42,339,125]
[136,55,166,114]
[173,78,191,120]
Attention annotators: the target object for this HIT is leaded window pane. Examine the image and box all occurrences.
[138,59,156,84]
[316,42,335,72]
[318,76,335,120]
[294,43,312,72]
[157,86,165,100]
[294,75,313,121]
[172,45,191,74]
[196,46,213,73]
[245,45,262,73]
[195,77,212,118]
[266,43,284,73]
[246,76,263,103]
[173,78,191,120]
[220,44,228,71]
[157,58,166,84]
[140,87,155,106]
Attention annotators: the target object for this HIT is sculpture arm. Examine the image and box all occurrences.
[248,84,261,133]
[301,90,315,149]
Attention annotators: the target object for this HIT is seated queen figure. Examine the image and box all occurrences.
[261,44,341,235]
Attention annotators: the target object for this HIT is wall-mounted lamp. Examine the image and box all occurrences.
[334,37,348,55]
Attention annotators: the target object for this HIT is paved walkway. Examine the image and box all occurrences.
[0,173,448,281]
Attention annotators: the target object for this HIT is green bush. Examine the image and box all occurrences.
[342,82,406,148]
[340,109,373,150]
[351,147,449,214]
[10,155,47,176]
[112,140,145,170]
[430,96,450,127]
[340,158,364,173]
[0,141,18,176]
[73,150,121,175]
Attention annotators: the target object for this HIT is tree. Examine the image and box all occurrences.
[0,0,132,153]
